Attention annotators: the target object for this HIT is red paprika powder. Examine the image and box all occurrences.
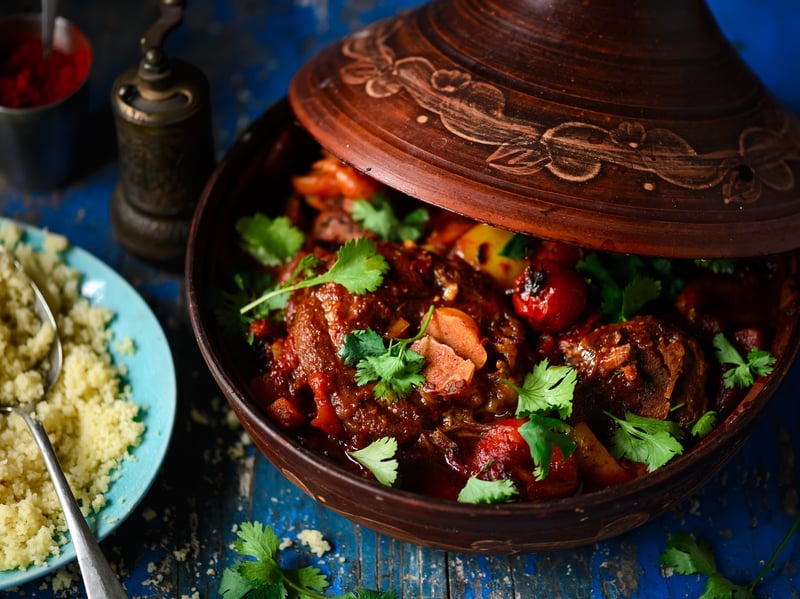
[0,37,91,109]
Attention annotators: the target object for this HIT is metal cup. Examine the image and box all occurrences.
[0,14,92,191]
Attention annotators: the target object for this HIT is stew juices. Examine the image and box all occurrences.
[226,151,791,503]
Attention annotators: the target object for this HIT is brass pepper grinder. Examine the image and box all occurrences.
[110,0,215,265]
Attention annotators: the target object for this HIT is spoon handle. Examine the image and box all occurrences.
[20,410,129,599]
[41,0,58,54]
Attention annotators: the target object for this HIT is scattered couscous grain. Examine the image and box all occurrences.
[296,529,331,557]
[0,221,144,571]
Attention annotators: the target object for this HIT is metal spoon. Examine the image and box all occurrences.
[41,0,58,56]
[0,249,128,599]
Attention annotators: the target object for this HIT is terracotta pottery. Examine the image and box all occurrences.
[186,100,800,553]
[289,0,800,258]
[187,0,800,553]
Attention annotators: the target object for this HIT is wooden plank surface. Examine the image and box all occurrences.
[1,0,800,597]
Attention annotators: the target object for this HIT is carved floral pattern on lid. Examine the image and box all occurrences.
[339,17,800,206]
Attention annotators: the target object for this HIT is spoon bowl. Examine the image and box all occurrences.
[0,247,128,599]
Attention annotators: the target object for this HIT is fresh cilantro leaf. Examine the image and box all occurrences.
[660,531,717,575]
[356,349,425,402]
[219,566,260,599]
[457,475,518,504]
[577,253,665,322]
[694,258,737,275]
[713,333,776,389]
[235,521,280,562]
[661,514,800,599]
[339,329,389,365]
[216,269,285,341]
[690,411,718,438]
[221,521,399,599]
[702,573,753,599]
[659,532,752,599]
[576,253,622,320]
[351,194,429,243]
[283,566,329,598]
[236,213,305,267]
[499,233,532,259]
[347,437,399,486]
[605,411,684,471]
[338,590,399,599]
[241,238,389,314]
[238,559,282,587]
[620,277,661,320]
[505,360,577,420]
[340,306,434,402]
[220,522,283,597]
[518,415,577,481]
[499,361,577,480]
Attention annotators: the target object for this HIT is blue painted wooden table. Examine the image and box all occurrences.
[1,1,799,597]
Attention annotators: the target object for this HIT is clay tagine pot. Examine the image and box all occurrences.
[289,0,800,258]
[187,0,800,553]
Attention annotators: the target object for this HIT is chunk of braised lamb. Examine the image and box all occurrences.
[560,316,708,438]
[281,243,531,446]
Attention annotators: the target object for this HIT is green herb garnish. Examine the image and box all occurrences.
[506,360,577,420]
[605,411,684,472]
[694,258,737,275]
[577,253,664,323]
[457,475,519,504]
[339,305,434,402]
[499,233,532,260]
[351,194,429,243]
[690,411,718,438]
[240,238,389,314]
[235,213,305,267]
[347,437,399,486]
[502,360,578,480]
[216,269,283,341]
[660,514,800,599]
[219,521,397,599]
[518,414,577,481]
[713,333,775,390]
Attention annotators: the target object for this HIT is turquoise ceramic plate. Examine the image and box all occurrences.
[0,219,177,590]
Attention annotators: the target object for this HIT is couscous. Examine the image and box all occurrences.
[0,221,144,571]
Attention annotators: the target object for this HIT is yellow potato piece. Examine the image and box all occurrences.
[451,223,526,288]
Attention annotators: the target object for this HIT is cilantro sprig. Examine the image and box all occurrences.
[690,411,718,439]
[694,258,737,275]
[219,213,306,336]
[576,253,665,323]
[503,360,578,481]
[339,305,434,402]
[220,521,397,599]
[605,411,684,472]
[351,194,429,243]
[240,238,389,314]
[236,213,305,267]
[660,514,800,599]
[499,233,532,260]
[713,333,775,390]
[458,474,519,504]
[347,437,399,486]
[216,269,283,340]
[507,361,577,420]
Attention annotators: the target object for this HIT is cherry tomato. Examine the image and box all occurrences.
[247,318,273,341]
[467,418,579,501]
[512,260,588,332]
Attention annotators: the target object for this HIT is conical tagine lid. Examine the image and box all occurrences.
[289,0,800,258]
